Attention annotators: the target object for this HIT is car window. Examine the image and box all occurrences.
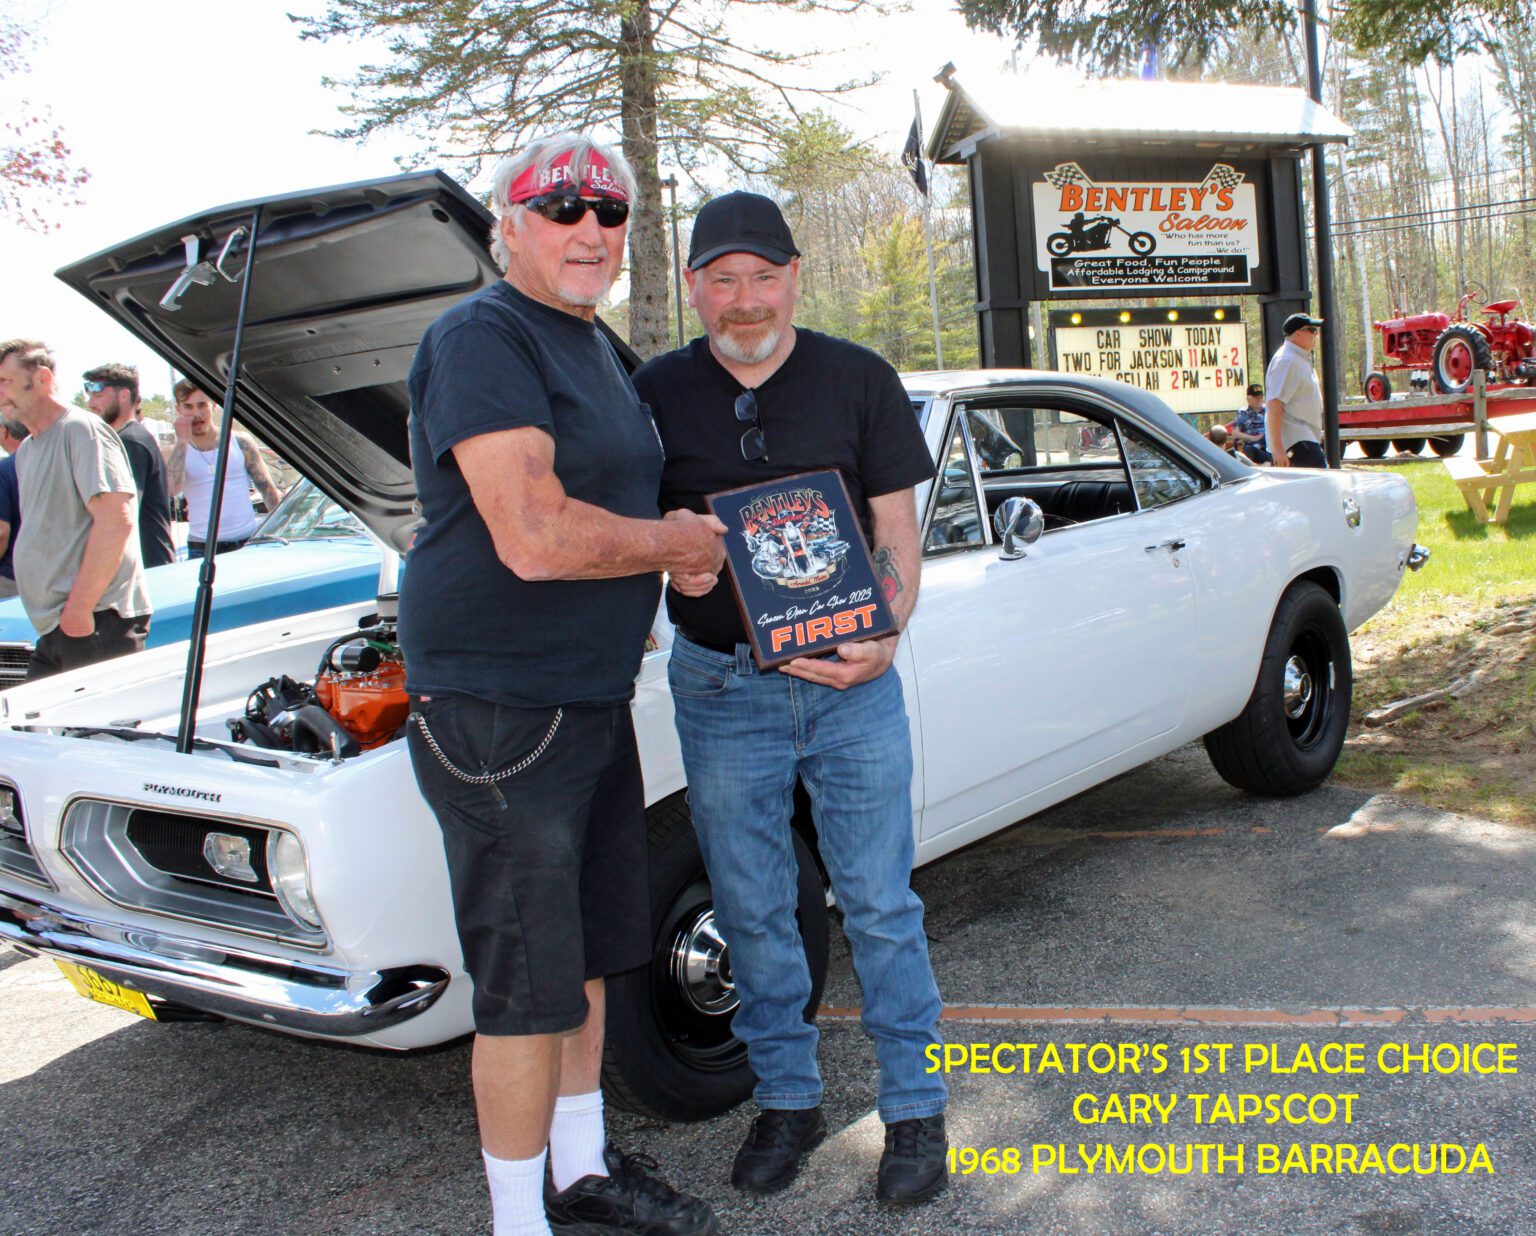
[924,415,985,555]
[1121,424,1207,510]
[253,480,367,541]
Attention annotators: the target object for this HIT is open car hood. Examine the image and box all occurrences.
[56,171,636,552]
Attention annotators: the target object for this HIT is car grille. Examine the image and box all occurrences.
[0,644,32,687]
[61,800,323,946]
[0,783,50,888]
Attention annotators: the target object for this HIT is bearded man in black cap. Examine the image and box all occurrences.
[632,192,949,1204]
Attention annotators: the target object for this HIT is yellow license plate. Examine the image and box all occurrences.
[55,960,157,1020]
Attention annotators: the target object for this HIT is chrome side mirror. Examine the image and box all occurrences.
[993,497,1044,560]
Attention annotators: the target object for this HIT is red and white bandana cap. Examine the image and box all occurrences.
[507,150,629,204]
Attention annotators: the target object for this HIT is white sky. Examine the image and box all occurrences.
[0,0,1053,400]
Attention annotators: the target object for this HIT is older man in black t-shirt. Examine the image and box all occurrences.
[400,133,723,1236]
[633,192,949,1204]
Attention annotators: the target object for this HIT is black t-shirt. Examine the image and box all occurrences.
[118,419,176,568]
[632,330,934,648]
[399,281,664,708]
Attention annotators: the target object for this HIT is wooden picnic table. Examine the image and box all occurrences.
[1443,410,1536,524]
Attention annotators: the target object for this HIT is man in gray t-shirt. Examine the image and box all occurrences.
[0,339,152,681]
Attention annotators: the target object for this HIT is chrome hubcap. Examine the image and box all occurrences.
[669,908,737,1017]
[1283,655,1314,719]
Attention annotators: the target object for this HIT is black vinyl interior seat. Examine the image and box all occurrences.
[1046,480,1135,528]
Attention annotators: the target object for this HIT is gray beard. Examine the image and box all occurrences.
[714,323,780,365]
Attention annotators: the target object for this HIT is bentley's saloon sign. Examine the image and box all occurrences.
[707,470,895,669]
[1034,162,1260,292]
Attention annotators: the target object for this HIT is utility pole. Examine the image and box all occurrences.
[1304,0,1342,467]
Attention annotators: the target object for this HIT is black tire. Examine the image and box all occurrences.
[1359,439,1390,459]
[1431,323,1493,394]
[1127,231,1156,256]
[1046,232,1072,258]
[1391,438,1426,455]
[1363,371,1392,403]
[1429,434,1465,457]
[1203,581,1353,796]
[602,793,829,1122]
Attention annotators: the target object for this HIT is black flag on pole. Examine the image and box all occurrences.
[901,118,928,197]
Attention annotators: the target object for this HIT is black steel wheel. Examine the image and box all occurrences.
[1359,439,1390,459]
[1431,323,1493,394]
[1204,581,1353,796]
[602,793,829,1122]
[1429,434,1465,457]
[1046,232,1072,258]
[1391,438,1426,455]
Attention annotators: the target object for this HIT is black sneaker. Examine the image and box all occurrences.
[877,1113,948,1203]
[546,1144,719,1235]
[730,1106,828,1194]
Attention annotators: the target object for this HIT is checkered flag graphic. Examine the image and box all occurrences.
[1202,163,1244,190]
[804,513,839,539]
[1043,162,1092,189]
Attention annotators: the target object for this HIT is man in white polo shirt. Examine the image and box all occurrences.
[1264,313,1327,469]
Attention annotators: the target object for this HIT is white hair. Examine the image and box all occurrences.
[487,132,637,271]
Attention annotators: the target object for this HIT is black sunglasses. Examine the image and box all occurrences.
[522,192,629,229]
[735,389,767,462]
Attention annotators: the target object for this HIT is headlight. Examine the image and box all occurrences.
[270,831,323,930]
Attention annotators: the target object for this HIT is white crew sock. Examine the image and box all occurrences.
[549,1090,609,1192]
[482,1147,553,1236]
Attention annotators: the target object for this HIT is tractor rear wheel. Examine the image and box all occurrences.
[1431,324,1494,394]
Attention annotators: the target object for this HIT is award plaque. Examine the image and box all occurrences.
[706,469,897,669]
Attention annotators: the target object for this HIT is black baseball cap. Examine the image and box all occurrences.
[1245,382,1264,396]
[688,191,800,270]
[1283,312,1324,335]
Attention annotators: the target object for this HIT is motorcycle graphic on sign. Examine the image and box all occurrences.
[740,486,851,597]
[1047,211,1157,258]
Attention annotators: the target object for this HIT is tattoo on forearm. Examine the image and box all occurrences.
[167,443,187,494]
[876,546,903,605]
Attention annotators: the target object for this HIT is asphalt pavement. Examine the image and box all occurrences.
[5,743,1534,1235]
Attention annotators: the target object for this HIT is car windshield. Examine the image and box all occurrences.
[250,480,367,542]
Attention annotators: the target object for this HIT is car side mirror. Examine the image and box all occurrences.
[993,497,1044,560]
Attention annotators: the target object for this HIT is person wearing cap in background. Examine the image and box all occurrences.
[81,363,177,568]
[1230,381,1272,464]
[632,192,949,1205]
[1265,314,1327,468]
[399,132,723,1236]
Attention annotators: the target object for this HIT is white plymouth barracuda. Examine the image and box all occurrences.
[0,173,1424,1122]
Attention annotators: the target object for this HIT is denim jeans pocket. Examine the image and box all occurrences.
[667,651,733,698]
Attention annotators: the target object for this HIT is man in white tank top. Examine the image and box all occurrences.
[166,380,284,556]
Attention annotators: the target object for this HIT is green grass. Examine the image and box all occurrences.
[1364,459,1536,634]
[1337,458,1536,825]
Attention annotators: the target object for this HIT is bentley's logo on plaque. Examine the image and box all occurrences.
[707,469,896,668]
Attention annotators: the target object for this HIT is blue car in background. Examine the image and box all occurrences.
[0,479,387,686]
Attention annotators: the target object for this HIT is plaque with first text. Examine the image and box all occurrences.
[706,469,896,669]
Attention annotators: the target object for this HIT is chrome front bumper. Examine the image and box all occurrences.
[1,889,449,1038]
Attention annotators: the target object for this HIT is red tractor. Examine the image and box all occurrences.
[1366,283,1536,402]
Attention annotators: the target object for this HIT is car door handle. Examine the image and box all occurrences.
[1144,538,1186,553]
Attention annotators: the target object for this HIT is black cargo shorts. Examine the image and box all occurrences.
[406,692,650,1036]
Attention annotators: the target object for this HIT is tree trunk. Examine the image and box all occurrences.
[619,3,669,359]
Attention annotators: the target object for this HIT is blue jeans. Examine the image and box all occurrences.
[668,634,946,1123]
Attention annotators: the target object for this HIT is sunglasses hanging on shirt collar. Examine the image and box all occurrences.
[735,389,767,462]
